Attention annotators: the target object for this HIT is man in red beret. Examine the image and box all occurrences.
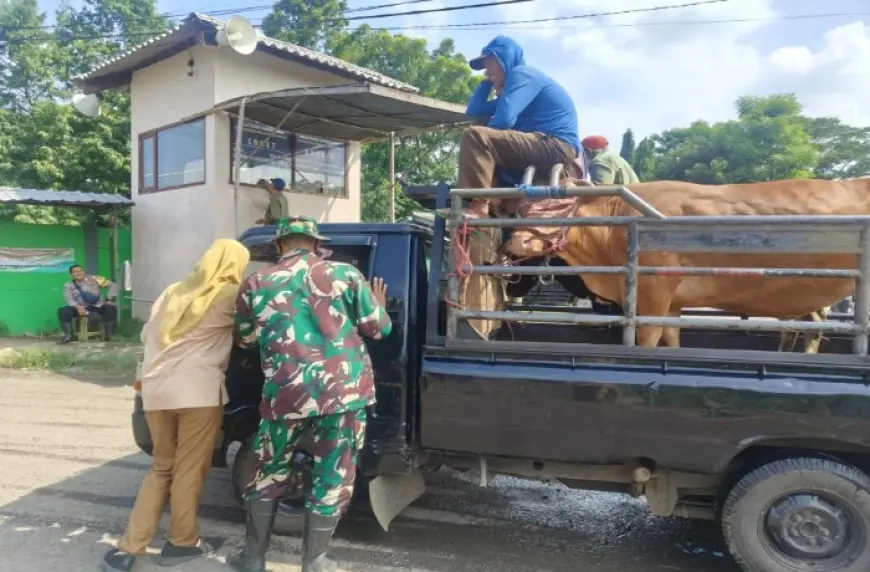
[581,135,640,186]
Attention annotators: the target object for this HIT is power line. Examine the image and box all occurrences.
[35,0,725,40]
[365,10,870,31]
[163,0,441,20]
[0,0,525,32]
[6,5,863,44]
[342,0,534,22]
[356,0,731,29]
[347,0,441,13]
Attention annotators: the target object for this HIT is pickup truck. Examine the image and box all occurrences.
[132,183,870,572]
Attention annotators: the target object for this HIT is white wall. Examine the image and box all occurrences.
[129,45,363,319]
[129,47,219,318]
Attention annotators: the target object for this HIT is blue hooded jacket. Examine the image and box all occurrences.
[466,36,580,155]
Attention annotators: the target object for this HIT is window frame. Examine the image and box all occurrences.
[228,117,350,199]
[138,118,207,194]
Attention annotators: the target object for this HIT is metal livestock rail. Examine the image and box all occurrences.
[445,181,870,356]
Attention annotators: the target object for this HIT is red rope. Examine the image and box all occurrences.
[444,215,473,308]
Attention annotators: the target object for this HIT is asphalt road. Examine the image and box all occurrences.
[0,369,742,572]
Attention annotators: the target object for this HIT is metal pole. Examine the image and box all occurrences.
[232,98,248,237]
[389,132,396,222]
[446,194,464,339]
[111,205,122,325]
[623,222,639,346]
[853,225,870,355]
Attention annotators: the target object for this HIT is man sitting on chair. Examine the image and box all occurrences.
[58,264,119,344]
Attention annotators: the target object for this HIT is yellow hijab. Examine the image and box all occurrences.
[157,238,250,348]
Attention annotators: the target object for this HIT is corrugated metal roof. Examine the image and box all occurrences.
[187,84,467,142]
[74,13,418,94]
[0,188,134,207]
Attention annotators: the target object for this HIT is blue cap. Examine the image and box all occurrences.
[271,178,286,191]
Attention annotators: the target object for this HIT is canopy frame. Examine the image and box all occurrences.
[181,83,470,230]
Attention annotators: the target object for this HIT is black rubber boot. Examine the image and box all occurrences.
[229,499,278,572]
[104,320,116,341]
[301,511,342,572]
[58,322,74,344]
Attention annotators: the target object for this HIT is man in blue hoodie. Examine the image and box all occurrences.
[462,36,581,216]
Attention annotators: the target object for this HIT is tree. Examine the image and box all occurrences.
[327,26,479,221]
[633,94,822,184]
[0,0,165,225]
[262,0,348,51]
[804,117,870,180]
[0,0,61,111]
[619,128,635,165]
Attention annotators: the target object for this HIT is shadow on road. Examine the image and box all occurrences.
[0,450,741,571]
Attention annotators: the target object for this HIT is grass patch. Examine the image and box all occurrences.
[0,348,138,376]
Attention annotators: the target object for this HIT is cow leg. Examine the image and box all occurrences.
[634,297,675,348]
[803,308,828,354]
[661,311,681,348]
[778,329,798,353]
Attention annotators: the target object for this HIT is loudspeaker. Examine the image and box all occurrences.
[72,93,101,117]
[216,16,259,56]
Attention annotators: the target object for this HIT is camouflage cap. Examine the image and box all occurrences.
[274,215,329,242]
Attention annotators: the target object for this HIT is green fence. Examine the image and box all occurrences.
[0,222,132,336]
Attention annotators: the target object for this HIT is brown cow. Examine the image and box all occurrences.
[504,178,870,348]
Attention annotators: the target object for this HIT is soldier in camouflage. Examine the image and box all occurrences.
[229,215,392,572]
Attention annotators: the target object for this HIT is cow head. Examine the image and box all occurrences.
[503,179,588,258]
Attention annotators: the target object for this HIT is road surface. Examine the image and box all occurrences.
[0,370,741,571]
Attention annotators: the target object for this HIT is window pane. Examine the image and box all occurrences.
[141,137,154,189]
[232,118,293,185]
[157,120,205,189]
[230,119,347,197]
[295,135,347,197]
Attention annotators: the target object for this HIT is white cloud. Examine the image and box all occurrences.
[537,0,779,143]
[395,0,869,147]
[429,0,865,147]
[762,22,870,126]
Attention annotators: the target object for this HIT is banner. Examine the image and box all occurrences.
[0,248,75,273]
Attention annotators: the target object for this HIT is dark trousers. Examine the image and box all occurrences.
[58,304,117,325]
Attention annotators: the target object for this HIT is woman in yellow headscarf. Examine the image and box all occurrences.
[103,239,250,572]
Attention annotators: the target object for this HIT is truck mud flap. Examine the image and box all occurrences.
[368,469,426,532]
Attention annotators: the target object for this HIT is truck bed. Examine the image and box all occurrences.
[418,339,870,476]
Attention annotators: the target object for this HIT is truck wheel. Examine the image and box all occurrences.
[722,457,870,572]
[230,439,310,537]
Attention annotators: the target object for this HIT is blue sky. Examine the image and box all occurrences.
[40,0,870,145]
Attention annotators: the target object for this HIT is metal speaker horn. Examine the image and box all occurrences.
[216,16,259,56]
[72,93,102,118]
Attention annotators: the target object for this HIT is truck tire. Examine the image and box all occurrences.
[230,440,309,537]
[721,457,870,572]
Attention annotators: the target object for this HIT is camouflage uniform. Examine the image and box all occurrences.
[234,216,392,517]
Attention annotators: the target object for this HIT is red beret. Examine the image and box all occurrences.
[581,135,609,150]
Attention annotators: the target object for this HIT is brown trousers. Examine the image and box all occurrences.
[118,406,222,554]
[458,126,578,191]
[453,127,578,340]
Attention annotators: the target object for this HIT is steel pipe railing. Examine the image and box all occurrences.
[444,185,870,355]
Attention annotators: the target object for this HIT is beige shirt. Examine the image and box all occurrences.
[139,291,236,411]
